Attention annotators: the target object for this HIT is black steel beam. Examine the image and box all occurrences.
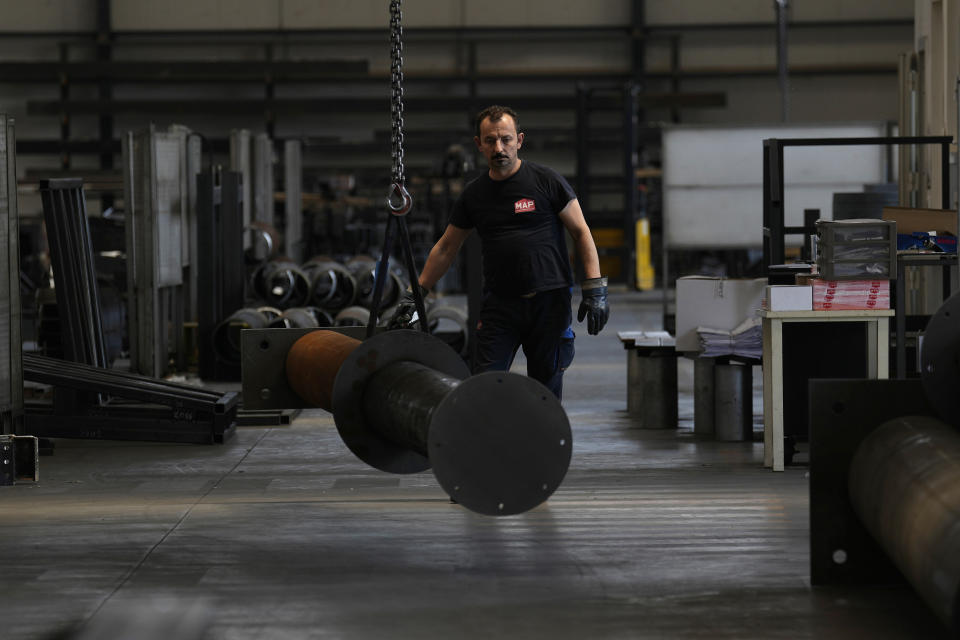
[0,20,909,40]
[762,135,953,272]
[0,62,898,83]
[26,92,726,116]
[0,60,369,82]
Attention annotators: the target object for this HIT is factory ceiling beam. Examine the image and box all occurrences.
[0,62,896,84]
[26,93,726,116]
[0,60,369,82]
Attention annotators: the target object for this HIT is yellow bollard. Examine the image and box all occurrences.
[635,218,655,290]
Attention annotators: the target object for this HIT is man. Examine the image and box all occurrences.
[394,105,609,399]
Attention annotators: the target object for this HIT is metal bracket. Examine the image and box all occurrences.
[0,435,38,485]
[240,326,367,411]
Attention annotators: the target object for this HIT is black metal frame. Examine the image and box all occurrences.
[895,253,957,378]
[762,135,952,273]
[24,354,237,444]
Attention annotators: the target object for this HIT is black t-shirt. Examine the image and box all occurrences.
[449,161,576,296]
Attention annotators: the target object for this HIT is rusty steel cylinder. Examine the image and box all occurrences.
[285,330,360,411]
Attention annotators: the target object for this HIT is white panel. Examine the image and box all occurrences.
[666,184,883,249]
[111,0,280,31]
[647,0,911,25]
[153,136,184,286]
[464,0,629,26]
[791,0,913,21]
[282,0,461,28]
[663,123,888,249]
[646,0,774,25]
[0,0,97,31]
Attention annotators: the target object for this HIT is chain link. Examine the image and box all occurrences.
[389,0,405,187]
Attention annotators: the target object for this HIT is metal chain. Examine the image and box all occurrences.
[389,0,405,190]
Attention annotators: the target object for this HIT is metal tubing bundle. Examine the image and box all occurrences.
[213,307,273,365]
[301,258,357,312]
[285,329,572,515]
[267,307,333,329]
[848,415,960,634]
[251,259,311,309]
[333,305,371,327]
[347,255,405,311]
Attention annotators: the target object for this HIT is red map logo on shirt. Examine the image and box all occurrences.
[514,198,536,214]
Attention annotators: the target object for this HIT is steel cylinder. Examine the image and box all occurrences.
[285,330,360,410]
[627,347,678,429]
[302,258,357,312]
[693,357,716,436]
[362,361,460,456]
[714,362,752,442]
[268,307,333,329]
[253,259,311,309]
[848,415,960,633]
[213,308,272,365]
[426,305,469,358]
[284,329,572,516]
[348,256,404,310]
[334,305,371,327]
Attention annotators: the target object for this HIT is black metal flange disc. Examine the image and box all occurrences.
[920,289,960,429]
[427,372,573,516]
[331,329,470,474]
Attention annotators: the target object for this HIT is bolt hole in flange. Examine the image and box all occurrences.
[832,402,845,415]
[259,339,270,351]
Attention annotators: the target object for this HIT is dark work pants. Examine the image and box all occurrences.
[474,288,575,399]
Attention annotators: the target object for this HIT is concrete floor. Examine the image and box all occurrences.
[0,291,948,639]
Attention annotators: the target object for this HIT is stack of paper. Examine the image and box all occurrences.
[813,279,889,310]
[697,317,762,359]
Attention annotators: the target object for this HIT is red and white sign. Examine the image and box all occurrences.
[514,198,536,214]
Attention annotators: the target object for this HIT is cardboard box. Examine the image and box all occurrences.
[675,276,767,352]
[882,206,958,236]
[765,285,813,311]
[812,279,889,310]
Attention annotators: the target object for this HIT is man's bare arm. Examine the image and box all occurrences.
[558,198,601,279]
[418,224,473,290]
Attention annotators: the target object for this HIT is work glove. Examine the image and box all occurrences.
[387,284,429,329]
[577,276,609,335]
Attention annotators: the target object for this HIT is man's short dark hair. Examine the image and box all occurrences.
[475,105,520,138]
